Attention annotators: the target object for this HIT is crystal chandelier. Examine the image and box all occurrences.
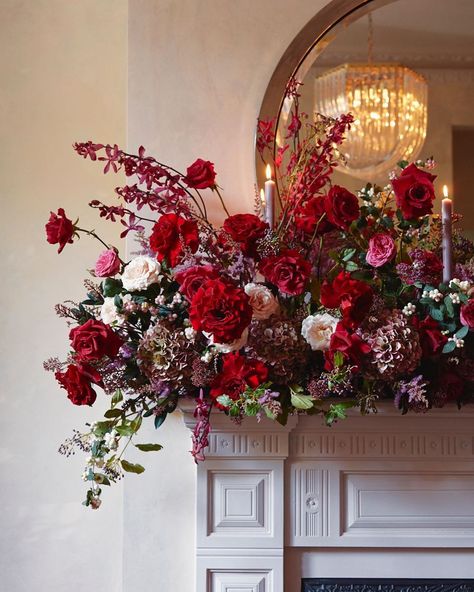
[314,19,428,180]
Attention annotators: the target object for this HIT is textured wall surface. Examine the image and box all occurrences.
[0,2,127,591]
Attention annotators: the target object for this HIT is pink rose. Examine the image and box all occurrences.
[95,249,121,277]
[366,233,397,268]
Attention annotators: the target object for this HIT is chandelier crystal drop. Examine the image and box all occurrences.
[314,63,428,179]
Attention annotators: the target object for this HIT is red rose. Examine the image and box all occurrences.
[259,249,311,296]
[414,316,447,357]
[295,196,335,236]
[325,322,371,371]
[320,272,373,329]
[95,249,121,277]
[183,158,217,189]
[45,208,75,253]
[436,372,465,402]
[392,163,437,220]
[149,213,199,267]
[460,299,474,329]
[210,352,268,405]
[189,278,252,343]
[55,363,103,406]
[69,319,123,361]
[174,265,218,300]
[366,233,397,268]
[324,185,359,229]
[223,214,269,257]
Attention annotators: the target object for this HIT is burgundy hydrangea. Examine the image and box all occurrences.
[396,249,443,286]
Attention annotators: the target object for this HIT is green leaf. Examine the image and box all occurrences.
[104,408,122,419]
[455,325,469,339]
[111,389,123,408]
[121,460,145,474]
[345,261,359,272]
[115,424,134,437]
[154,413,167,429]
[430,308,444,322]
[216,394,232,408]
[290,386,314,410]
[444,296,454,318]
[130,416,142,433]
[442,340,456,354]
[103,277,123,297]
[92,420,114,436]
[135,443,163,452]
[342,248,357,262]
[333,351,344,369]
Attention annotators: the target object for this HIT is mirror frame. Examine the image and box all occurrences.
[255,0,397,188]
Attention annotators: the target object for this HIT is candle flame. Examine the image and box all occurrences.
[442,184,449,198]
[260,188,265,206]
[265,164,272,181]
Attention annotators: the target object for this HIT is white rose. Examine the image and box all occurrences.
[100,297,120,325]
[244,283,279,320]
[121,256,161,291]
[204,329,249,353]
[301,313,338,351]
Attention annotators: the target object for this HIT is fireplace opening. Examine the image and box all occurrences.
[302,579,474,592]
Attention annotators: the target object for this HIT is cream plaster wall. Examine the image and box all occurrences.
[0,1,127,591]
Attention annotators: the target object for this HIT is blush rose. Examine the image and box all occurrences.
[95,249,121,277]
[366,233,397,268]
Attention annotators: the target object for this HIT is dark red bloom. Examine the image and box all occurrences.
[55,363,103,406]
[392,163,437,220]
[69,319,123,362]
[414,316,447,357]
[295,196,335,236]
[320,272,373,329]
[324,185,359,230]
[183,158,216,189]
[256,118,276,155]
[460,299,474,329]
[149,213,199,267]
[210,352,268,405]
[174,265,219,300]
[223,214,268,257]
[435,372,465,402]
[189,279,252,343]
[45,208,75,253]
[325,322,371,371]
[259,249,311,296]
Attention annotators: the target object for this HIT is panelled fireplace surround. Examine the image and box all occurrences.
[181,403,474,592]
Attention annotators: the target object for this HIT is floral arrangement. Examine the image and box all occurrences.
[45,81,474,509]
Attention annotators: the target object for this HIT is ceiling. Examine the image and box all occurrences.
[314,0,474,69]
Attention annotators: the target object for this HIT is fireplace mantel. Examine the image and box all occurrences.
[181,403,474,592]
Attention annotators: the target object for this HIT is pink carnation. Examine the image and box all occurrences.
[366,233,397,268]
[95,249,121,277]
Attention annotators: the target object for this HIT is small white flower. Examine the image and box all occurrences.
[184,327,197,341]
[428,289,443,302]
[200,351,213,364]
[104,430,118,450]
[244,283,279,320]
[301,312,339,351]
[121,256,161,291]
[402,303,416,316]
[450,278,470,293]
[449,292,461,304]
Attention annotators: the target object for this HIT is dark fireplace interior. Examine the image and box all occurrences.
[302,579,474,592]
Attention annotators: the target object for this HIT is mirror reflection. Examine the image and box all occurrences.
[275,0,474,238]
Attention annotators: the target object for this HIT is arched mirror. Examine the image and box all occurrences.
[256,0,474,239]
